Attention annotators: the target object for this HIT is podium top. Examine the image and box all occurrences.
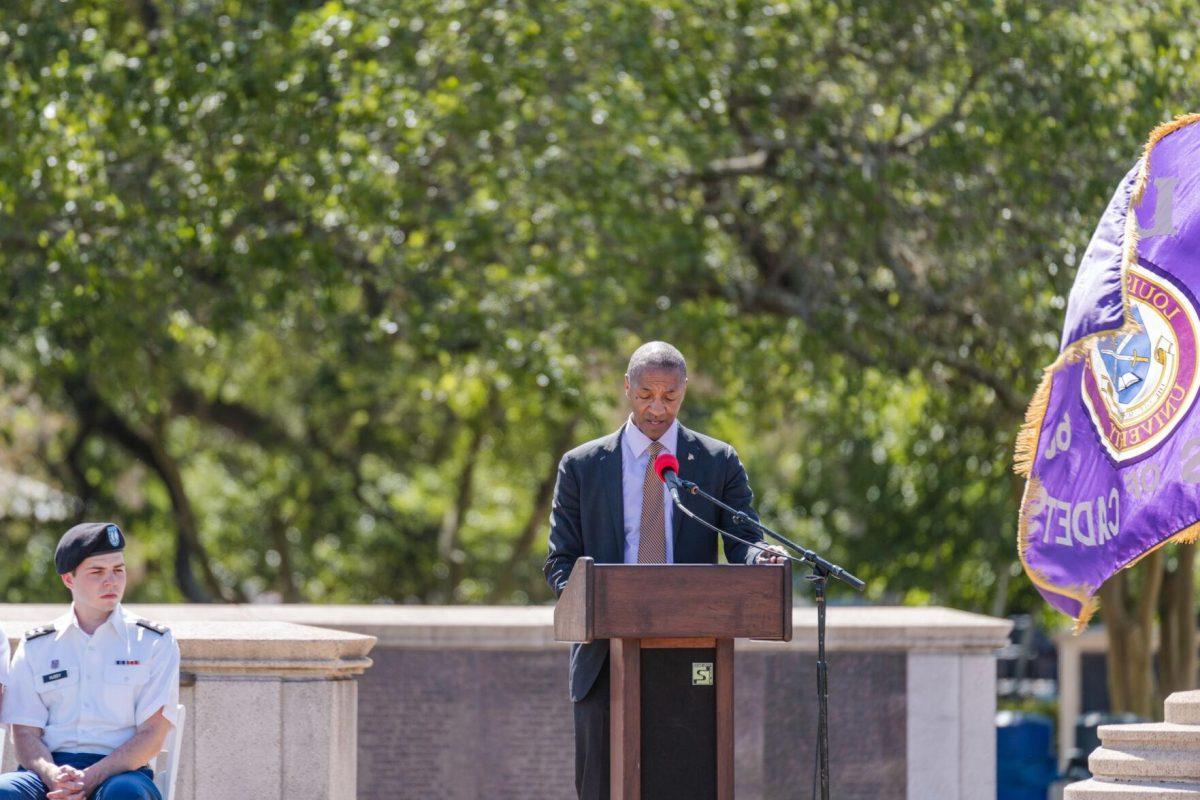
[553,558,792,643]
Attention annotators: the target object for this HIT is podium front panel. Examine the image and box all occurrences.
[641,646,717,800]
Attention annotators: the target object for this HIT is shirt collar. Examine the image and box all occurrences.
[623,415,679,458]
[51,607,76,641]
[110,603,130,644]
[54,603,127,643]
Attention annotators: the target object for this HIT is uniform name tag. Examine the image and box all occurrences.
[115,660,141,666]
[42,670,68,684]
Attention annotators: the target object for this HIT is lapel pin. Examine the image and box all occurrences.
[687,453,695,461]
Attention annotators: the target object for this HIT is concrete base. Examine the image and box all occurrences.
[1166,691,1200,724]
[2,613,374,800]
[1066,779,1200,798]
[1066,693,1200,800]
[312,604,1009,799]
[2,604,1007,800]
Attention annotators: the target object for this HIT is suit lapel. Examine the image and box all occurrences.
[673,425,698,552]
[599,427,625,559]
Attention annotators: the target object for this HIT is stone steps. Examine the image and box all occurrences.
[1096,722,1200,747]
[1090,743,1200,782]
[1064,693,1200,799]
[1166,692,1200,725]
[1066,779,1200,799]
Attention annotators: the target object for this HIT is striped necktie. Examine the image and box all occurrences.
[637,441,668,563]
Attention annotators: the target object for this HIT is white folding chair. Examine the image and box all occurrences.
[151,705,186,800]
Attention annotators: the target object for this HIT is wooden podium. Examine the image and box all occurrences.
[554,558,792,800]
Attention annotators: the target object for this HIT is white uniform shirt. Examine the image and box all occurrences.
[0,604,180,755]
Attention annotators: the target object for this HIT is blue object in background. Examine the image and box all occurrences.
[997,710,1057,800]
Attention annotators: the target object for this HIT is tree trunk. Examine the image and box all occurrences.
[1159,542,1197,701]
[436,392,497,600]
[64,422,96,517]
[1100,550,1165,719]
[490,420,578,602]
[990,566,1011,619]
[67,377,236,602]
[268,513,302,603]
[142,426,240,603]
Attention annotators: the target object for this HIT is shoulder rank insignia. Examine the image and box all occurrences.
[24,624,55,641]
[136,619,168,636]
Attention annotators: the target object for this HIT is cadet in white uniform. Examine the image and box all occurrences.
[0,523,180,800]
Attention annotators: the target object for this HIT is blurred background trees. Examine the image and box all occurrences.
[0,0,1195,636]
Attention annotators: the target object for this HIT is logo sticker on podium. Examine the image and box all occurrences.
[691,662,713,686]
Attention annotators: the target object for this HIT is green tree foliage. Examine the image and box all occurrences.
[0,0,1194,612]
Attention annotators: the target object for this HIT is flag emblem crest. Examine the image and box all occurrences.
[1099,306,1152,405]
[1081,263,1200,462]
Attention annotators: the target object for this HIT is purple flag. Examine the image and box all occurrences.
[1016,114,1200,629]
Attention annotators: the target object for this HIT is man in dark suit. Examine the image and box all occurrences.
[544,340,785,800]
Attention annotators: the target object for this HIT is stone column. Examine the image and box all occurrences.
[3,615,375,800]
[1066,690,1200,798]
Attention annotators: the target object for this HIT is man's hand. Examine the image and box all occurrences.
[47,788,85,800]
[68,708,172,799]
[45,764,86,800]
[79,765,108,798]
[755,544,788,564]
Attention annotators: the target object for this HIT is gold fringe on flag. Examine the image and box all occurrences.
[1012,112,1200,631]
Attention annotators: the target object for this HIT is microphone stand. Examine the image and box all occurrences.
[671,479,864,800]
[671,490,813,568]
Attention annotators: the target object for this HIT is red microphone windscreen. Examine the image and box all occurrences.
[653,452,681,483]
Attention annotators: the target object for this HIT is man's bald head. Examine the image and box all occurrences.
[625,341,687,385]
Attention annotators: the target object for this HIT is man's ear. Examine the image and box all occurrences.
[61,572,74,591]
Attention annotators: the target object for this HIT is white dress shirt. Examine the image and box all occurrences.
[622,416,680,564]
[0,603,180,755]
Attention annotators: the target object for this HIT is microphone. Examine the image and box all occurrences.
[653,453,685,505]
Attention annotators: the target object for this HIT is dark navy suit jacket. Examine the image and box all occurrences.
[544,423,765,702]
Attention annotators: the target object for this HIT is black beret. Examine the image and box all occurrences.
[55,522,126,575]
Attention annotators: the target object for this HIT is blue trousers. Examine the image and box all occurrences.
[0,753,159,800]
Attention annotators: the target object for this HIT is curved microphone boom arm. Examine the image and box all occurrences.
[680,478,864,591]
[671,494,812,567]
[652,452,863,591]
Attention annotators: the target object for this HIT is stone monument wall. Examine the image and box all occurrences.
[0,604,1007,800]
[259,604,1009,800]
